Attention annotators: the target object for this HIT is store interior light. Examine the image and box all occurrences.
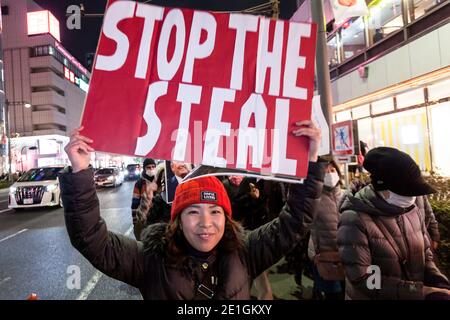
[24,103,31,108]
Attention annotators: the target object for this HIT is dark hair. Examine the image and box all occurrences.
[165,214,244,267]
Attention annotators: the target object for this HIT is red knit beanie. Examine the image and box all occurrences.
[170,176,232,221]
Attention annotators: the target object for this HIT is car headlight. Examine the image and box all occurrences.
[107,176,115,181]
[9,186,17,194]
[46,184,58,192]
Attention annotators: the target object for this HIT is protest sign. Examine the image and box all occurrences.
[81,0,317,179]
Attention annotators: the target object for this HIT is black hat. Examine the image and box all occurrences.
[319,155,342,178]
[363,147,435,196]
[143,158,156,168]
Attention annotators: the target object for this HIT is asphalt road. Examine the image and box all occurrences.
[0,180,142,300]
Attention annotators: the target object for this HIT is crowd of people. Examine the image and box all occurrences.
[59,122,450,300]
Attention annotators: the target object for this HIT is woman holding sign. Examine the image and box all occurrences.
[60,121,324,300]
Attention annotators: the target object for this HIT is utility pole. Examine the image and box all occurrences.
[272,0,280,19]
[311,0,333,154]
[4,101,12,182]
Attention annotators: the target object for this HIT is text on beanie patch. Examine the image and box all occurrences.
[201,191,217,202]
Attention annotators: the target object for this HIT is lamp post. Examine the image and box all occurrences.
[4,100,31,181]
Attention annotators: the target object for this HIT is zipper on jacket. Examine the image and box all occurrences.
[396,215,411,278]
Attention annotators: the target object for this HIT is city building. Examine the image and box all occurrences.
[0,3,7,176]
[1,0,90,173]
[293,0,450,176]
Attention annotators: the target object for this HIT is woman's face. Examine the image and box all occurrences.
[180,203,226,252]
[326,164,337,174]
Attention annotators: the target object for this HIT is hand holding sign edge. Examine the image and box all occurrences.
[65,126,95,173]
[292,120,321,162]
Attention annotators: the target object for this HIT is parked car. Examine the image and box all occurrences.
[8,166,64,209]
[124,163,141,180]
[94,168,124,187]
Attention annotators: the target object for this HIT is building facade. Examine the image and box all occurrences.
[0,3,7,176]
[293,0,450,176]
[1,0,90,173]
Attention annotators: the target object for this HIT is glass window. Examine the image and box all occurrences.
[396,88,425,109]
[372,97,394,115]
[327,35,340,67]
[430,101,450,175]
[368,0,404,45]
[336,110,352,122]
[96,168,114,175]
[372,107,431,171]
[18,167,63,182]
[341,17,366,60]
[428,78,450,101]
[408,0,443,22]
[352,104,371,119]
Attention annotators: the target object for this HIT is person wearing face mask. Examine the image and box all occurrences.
[59,121,324,300]
[131,158,158,240]
[308,157,345,300]
[338,147,450,300]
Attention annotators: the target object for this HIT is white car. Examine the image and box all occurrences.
[8,166,64,209]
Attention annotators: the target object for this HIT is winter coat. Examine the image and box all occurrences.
[338,185,449,300]
[310,185,343,255]
[416,196,440,243]
[232,178,286,230]
[60,162,324,300]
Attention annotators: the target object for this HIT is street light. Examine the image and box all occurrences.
[3,100,32,181]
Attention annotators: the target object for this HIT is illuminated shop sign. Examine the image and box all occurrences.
[27,10,60,41]
[55,42,88,75]
[64,66,89,92]
[64,67,70,80]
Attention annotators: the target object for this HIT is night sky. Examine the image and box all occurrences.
[34,0,298,69]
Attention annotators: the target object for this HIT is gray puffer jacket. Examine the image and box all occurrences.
[310,185,343,255]
[338,185,448,300]
[416,196,440,243]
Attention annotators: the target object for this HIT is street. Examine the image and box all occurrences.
[0,181,142,300]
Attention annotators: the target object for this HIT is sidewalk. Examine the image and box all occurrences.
[252,258,315,300]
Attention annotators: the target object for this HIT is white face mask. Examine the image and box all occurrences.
[146,169,156,177]
[384,191,416,208]
[324,171,340,188]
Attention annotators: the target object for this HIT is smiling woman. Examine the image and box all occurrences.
[60,122,324,300]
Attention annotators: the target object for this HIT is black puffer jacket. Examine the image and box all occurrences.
[338,185,449,300]
[60,162,324,299]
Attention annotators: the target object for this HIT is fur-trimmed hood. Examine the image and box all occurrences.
[140,222,169,256]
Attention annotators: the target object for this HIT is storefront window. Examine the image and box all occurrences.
[408,0,445,22]
[357,117,375,149]
[341,17,367,60]
[430,102,450,176]
[368,0,404,45]
[372,107,431,171]
[327,35,340,67]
